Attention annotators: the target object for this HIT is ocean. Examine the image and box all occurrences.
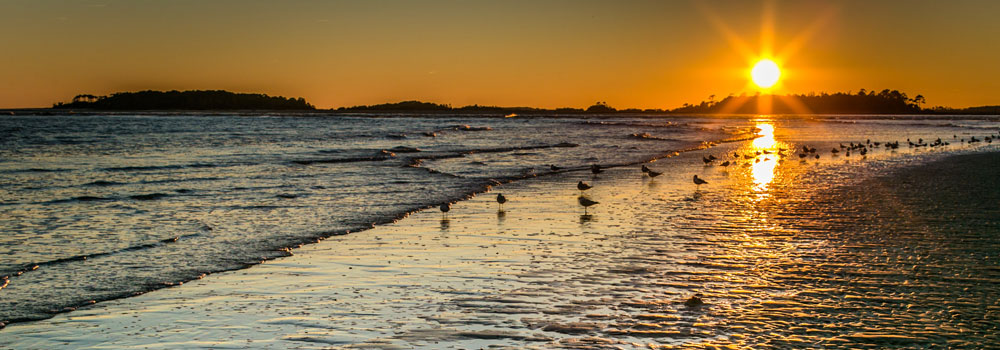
[0,113,998,348]
[0,113,737,326]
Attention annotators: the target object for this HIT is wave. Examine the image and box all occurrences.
[0,168,73,174]
[291,150,397,165]
[102,165,186,172]
[129,193,170,201]
[83,180,125,186]
[0,233,203,283]
[581,121,687,129]
[47,195,115,204]
[628,133,680,141]
[45,192,173,204]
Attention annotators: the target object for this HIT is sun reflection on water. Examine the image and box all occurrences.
[750,121,780,195]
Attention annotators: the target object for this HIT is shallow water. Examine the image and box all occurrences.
[0,113,734,325]
[2,113,998,348]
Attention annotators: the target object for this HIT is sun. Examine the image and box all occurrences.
[751,59,781,89]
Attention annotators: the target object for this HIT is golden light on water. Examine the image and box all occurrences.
[752,123,776,149]
[750,122,779,194]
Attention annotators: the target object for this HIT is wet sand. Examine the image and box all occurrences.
[3,140,999,349]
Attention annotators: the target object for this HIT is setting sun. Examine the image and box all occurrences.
[751,59,781,89]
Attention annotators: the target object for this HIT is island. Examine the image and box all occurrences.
[52,90,314,110]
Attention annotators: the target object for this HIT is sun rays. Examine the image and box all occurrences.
[698,0,839,115]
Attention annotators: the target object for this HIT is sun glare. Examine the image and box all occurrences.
[751,59,781,89]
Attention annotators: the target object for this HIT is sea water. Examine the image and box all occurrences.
[0,113,997,337]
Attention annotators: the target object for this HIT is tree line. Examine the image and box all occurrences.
[670,89,926,114]
[53,90,315,110]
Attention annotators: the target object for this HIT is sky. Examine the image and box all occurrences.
[2,0,999,109]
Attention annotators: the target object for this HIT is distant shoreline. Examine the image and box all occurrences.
[3,108,999,119]
[25,89,1000,116]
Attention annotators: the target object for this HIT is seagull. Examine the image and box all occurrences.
[693,175,708,188]
[496,193,507,211]
[440,202,451,217]
[577,181,593,193]
[591,164,603,175]
[578,196,599,215]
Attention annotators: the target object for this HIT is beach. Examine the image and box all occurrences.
[2,116,998,349]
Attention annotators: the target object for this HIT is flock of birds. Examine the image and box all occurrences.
[439,132,998,217]
[440,161,711,216]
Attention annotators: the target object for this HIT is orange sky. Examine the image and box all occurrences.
[2,0,999,109]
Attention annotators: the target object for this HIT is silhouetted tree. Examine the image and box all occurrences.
[585,101,616,113]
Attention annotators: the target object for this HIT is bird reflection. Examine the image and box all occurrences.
[439,218,450,231]
[496,209,506,223]
[579,214,594,225]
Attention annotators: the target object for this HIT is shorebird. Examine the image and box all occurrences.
[496,193,507,211]
[440,202,451,217]
[720,161,731,167]
[647,169,662,178]
[641,165,650,174]
[577,181,593,193]
[693,175,708,188]
[702,156,713,164]
[578,196,599,215]
[591,164,603,175]
[550,165,562,171]
[831,148,839,154]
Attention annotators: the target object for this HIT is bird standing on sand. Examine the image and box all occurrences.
[496,193,507,211]
[440,202,451,217]
[578,196,599,215]
[693,175,708,188]
[577,181,592,194]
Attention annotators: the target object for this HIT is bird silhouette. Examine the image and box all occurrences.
[577,181,592,193]
[693,175,708,188]
[496,193,507,211]
[578,196,599,215]
[647,169,663,178]
[440,202,451,217]
[641,165,650,174]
